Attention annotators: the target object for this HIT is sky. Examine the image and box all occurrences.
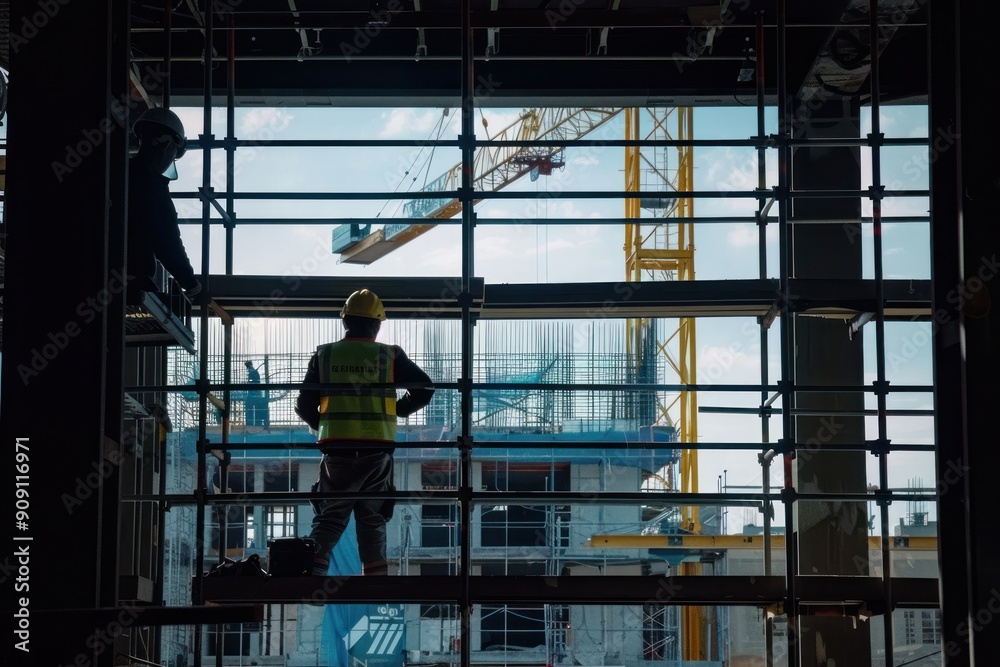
[165,103,930,286]
[163,102,937,533]
[1,100,936,533]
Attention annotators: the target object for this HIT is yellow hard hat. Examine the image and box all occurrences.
[341,289,386,321]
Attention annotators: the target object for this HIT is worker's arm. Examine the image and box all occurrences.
[294,354,322,431]
[150,194,199,292]
[393,346,434,418]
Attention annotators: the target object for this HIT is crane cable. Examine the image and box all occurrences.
[383,107,494,218]
[536,171,549,282]
[374,108,450,218]
[417,109,453,191]
[479,107,491,140]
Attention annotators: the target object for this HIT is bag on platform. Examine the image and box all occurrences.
[267,536,319,576]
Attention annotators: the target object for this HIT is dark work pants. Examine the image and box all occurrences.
[309,452,392,567]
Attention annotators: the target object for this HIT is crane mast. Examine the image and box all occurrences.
[625,107,704,662]
[624,106,698,528]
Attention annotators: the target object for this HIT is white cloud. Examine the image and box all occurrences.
[703,147,758,192]
[727,224,758,247]
[698,344,760,383]
[292,226,323,240]
[379,109,442,138]
[550,200,597,219]
[540,237,580,253]
[476,235,518,261]
[477,205,519,219]
[414,243,462,272]
[240,109,294,137]
[878,111,897,134]
[172,108,204,138]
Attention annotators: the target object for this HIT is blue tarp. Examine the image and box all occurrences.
[322,520,366,666]
[183,425,679,472]
[323,517,405,667]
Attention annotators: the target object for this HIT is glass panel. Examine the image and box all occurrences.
[875,144,932,191]
[869,608,943,667]
[794,499,939,579]
[883,220,931,280]
[880,322,935,384]
[863,105,929,141]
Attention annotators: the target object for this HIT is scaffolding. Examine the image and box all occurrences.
[101,3,940,667]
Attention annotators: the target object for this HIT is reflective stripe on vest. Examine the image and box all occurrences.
[317,340,396,443]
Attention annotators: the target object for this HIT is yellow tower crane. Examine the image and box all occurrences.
[333,104,705,660]
[624,107,704,663]
[335,104,701,538]
[333,107,623,265]
[624,107,698,532]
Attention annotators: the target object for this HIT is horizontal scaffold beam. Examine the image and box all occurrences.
[589,534,937,550]
[196,574,939,612]
[196,277,931,320]
[194,276,485,319]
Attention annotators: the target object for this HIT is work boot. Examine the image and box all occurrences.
[312,555,330,576]
[363,560,388,576]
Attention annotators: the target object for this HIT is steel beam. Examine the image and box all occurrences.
[33,604,263,627]
[196,276,930,320]
[194,275,484,319]
[196,574,938,608]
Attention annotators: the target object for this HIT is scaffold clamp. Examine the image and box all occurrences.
[873,489,892,508]
[868,437,891,457]
[773,438,794,456]
[871,380,890,396]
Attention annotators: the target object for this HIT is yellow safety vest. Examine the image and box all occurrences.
[317,340,397,443]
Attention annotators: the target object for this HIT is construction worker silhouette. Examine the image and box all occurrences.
[295,289,434,576]
[127,107,201,304]
[244,360,269,430]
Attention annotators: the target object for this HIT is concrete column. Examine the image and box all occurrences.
[931,2,1000,664]
[790,98,872,666]
[1,0,128,664]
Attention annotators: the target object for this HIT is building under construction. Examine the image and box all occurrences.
[161,320,687,665]
[0,2,995,667]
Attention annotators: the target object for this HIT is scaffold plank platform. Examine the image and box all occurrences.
[196,277,931,320]
[196,574,938,609]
